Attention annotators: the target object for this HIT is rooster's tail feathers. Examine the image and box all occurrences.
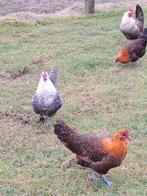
[136,4,144,22]
[49,65,58,86]
[54,120,75,143]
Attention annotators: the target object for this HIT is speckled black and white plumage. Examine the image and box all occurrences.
[32,93,62,117]
[32,67,62,122]
[49,65,58,86]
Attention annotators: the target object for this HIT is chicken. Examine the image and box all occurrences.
[120,4,144,40]
[115,28,147,64]
[32,66,62,123]
[54,121,130,186]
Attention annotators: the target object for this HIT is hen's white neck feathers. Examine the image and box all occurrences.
[36,77,57,95]
[121,12,135,26]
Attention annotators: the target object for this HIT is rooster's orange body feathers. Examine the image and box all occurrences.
[115,48,130,64]
[102,134,129,157]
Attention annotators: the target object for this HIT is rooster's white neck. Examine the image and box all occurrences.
[36,78,57,94]
[121,12,135,24]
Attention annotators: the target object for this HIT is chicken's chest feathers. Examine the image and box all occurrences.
[101,138,128,157]
[36,79,57,96]
[120,15,136,31]
[116,47,130,63]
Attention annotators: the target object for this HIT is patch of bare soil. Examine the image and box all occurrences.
[0,0,80,16]
[10,56,49,79]
[2,111,31,125]
[10,67,30,79]
[9,174,32,185]
[0,71,28,81]
[0,73,11,80]
[0,56,50,80]
[0,0,147,20]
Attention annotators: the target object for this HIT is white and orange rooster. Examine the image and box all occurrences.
[120,4,144,40]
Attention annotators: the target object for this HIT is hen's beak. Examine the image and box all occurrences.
[126,135,131,141]
[43,75,47,81]
[128,12,133,17]
[115,57,118,63]
[121,134,131,141]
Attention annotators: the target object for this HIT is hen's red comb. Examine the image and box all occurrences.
[43,68,48,72]
[128,8,134,13]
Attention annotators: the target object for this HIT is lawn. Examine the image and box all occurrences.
[0,8,147,195]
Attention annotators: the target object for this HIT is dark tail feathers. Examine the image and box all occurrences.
[135,4,144,22]
[49,65,58,86]
[54,120,75,143]
[136,4,144,22]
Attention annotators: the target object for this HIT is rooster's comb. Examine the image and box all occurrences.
[43,68,48,72]
[128,8,134,13]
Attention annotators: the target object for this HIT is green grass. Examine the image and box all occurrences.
[0,9,147,195]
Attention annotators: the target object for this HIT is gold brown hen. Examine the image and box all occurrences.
[54,121,130,186]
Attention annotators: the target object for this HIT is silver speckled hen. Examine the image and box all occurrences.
[32,66,62,122]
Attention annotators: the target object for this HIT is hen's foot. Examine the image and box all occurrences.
[102,175,112,187]
[61,155,76,169]
[90,171,100,183]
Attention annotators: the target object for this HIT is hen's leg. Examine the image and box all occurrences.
[39,115,45,123]
[90,172,112,186]
[130,60,138,66]
[90,171,100,183]
[102,175,112,187]
[61,155,76,169]
[36,116,48,134]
